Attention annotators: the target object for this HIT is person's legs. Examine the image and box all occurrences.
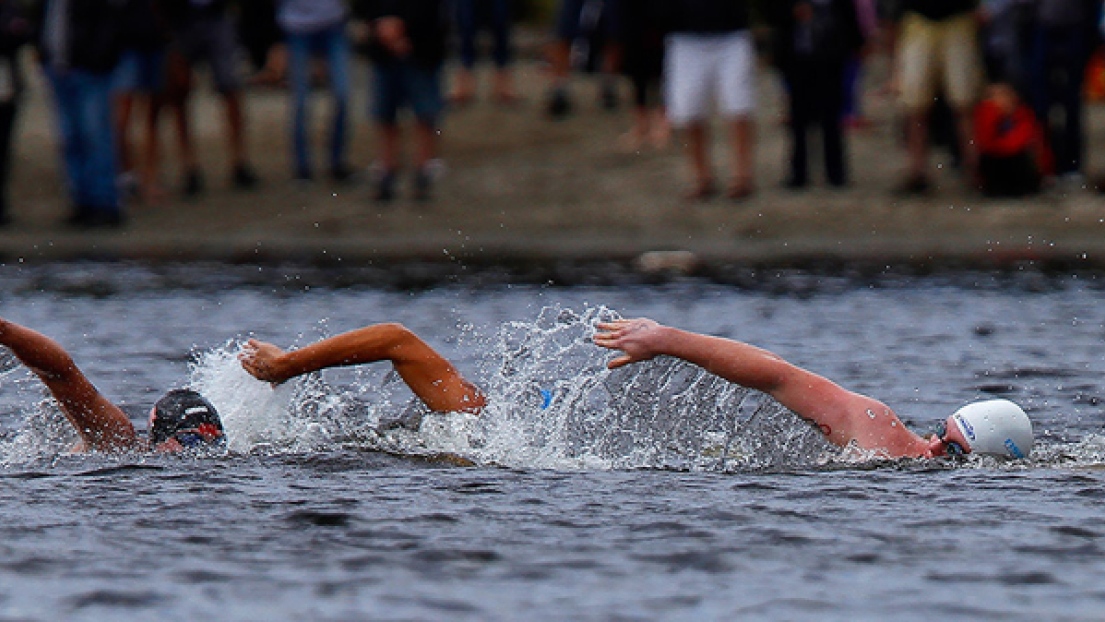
[895,14,940,191]
[785,65,810,188]
[717,31,756,197]
[940,13,983,183]
[452,0,478,103]
[408,64,445,200]
[286,31,313,178]
[819,63,848,186]
[371,62,403,201]
[323,24,352,178]
[1052,30,1088,176]
[45,69,87,211]
[0,101,16,223]
[489,0,517,101]
[665,34,715,198]
[206,16,256,184]
[75,71,121,219]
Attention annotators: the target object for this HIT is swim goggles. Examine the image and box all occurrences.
[172,423,226,448]
[935,421,967,457]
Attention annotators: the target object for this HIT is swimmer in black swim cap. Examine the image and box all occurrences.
[1,316,481,453]
[148,389,226,450]
[595,318,1035,460]
[0,317,226,453]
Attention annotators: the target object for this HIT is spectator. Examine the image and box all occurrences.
[239,0,285,86]
[0,0,28,227]
[661,0,757,200]
[163,0,259,197]
[113,0,172,205]
[35,0,126,227]
[354,0,449,202]
[609,0,669,151]
[769,0,865,189]
[450,0,518,105]
[1026,0,1101,182]
[842,0,879,128]
[546,0,618,119]
[979,0,1034,96]
[893,0,984,195]
[974,81,1052,196]
[277,0,352,183]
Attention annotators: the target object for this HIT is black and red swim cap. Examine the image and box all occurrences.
[149,389,225,448]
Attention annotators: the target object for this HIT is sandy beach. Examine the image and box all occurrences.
[2,50,1105,270]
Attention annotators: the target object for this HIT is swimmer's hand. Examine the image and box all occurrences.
[593,318,667,369]
[238,339,290,384]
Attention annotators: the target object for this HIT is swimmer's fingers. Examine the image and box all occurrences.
[606,354,634,370]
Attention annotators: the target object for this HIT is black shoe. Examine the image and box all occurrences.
[547,89,571,120]
[65,208,124,229]
[600,82,619,111]
[183,169,204,198]
[374,172,396,203]
[413,169,433,202]
[894,174,930,196]
[294,166,313,183]
[331,165,355,184]
[783,177,808,190]
[232,164,259,190]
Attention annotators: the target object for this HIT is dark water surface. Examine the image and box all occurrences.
[2,263,1105,621]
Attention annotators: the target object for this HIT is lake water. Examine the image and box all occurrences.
[2,263,1105,621]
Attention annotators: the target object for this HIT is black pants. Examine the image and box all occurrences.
[979,152,1040,197]
[785,59,846,186]
[0,101,16,219]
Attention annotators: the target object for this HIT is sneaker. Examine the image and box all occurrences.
[232,164,259,190]
[182,169,204,198]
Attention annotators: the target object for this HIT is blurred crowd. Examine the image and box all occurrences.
[0,0,1102,229]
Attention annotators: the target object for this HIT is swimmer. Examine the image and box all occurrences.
[238,322,486,414]
[0,316,225,452]
[594,318,1034,459]
[1,317,481,454]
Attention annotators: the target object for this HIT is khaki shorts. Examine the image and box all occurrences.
[896,12,982,110]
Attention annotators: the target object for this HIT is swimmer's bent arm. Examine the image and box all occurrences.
[0,318,138,451]
[239,323,486,414]
[594,318,888,448]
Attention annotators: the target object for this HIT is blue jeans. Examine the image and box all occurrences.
[45,67,119,214]
[456,0,513,69]
[287,22,350,176]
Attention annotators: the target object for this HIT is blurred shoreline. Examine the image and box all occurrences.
[2,49,1105,273]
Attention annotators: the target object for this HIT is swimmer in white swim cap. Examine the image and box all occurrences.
[939,399,1034,459]
[595,318,1035,460]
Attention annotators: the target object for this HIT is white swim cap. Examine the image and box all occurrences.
[950,399,1033,458]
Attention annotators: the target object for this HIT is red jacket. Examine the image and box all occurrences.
[974,99,1054,175]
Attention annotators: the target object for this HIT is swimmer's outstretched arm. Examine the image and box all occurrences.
[0,318,138,451]
[594,318,900,449]
[239,323,485,414]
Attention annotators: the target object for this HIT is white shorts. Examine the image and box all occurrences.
[664,31,756,126]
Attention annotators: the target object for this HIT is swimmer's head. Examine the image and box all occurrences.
[148,389,225,451]
[938,399,1033,459]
